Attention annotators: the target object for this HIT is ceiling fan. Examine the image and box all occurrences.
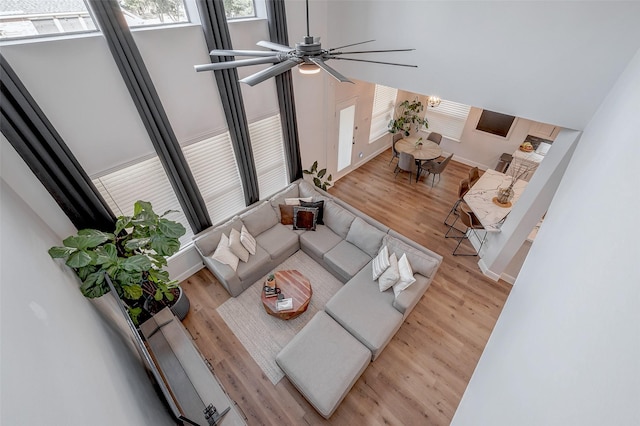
[194,0,417,86]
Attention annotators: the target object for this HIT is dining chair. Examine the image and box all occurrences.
[444,178,470,228]
[468,166,480,186]
[426,132,443,145]
[422,153,454,187]
[444,202,487,256]
[389,133,403,168]
[395,152,417,183]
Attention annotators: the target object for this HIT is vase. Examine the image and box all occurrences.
[496,185,514,204]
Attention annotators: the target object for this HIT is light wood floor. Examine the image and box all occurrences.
[180,149,512,425]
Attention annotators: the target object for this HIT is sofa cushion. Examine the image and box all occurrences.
[255,223,299,260]
[270,184,299,221]
[299,225,342,259]
[393,253,416,297]
[372,245,390,280]
[393,273,430,317]
[240,224,256,255]
[276,311,370,419]
[211,233,239,271]
[325,262,403,360]
[379,253,399,292]
[346,217,386,258]
[293,206,318,231]
[194,216,243,256]
[384,235,440,279]
[228,228,249,262]
[324,240,371,282]
[279,204,295,225]
[300,200,325,224]
[298,180,319,198]
[235,244,271,282]
[324,201,356,239]
[241,201,278,236]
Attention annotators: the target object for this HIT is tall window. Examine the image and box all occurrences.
[92,156,194,247]
[0,0,96,40]
[425,99,471,142]
[248,115,288,199]
[120,0,189,27]
[224,0,256,19]
[369,84,398,143]
[182,132,246,225]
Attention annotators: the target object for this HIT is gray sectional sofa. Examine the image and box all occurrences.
[193,179,443,418]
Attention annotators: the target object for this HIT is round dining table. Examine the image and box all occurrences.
[395,136,443,182]
[395,136,442,161]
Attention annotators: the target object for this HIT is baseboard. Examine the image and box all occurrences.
[500,273,517,285]
[478,259,501,281]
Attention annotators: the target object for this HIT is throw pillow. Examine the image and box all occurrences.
[372,245,390,280]
[379,253,400,292]
[211,233,239,271]
[279,204,295,225]
[228,228,249,262]
[239,224,256,255]
[393,253,416,297]
[300,200,325,224]
[284,197,313,205]
[292,206,319,231]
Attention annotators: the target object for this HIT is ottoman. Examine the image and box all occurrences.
[276,311,370,419]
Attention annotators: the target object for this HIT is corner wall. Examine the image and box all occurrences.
[451,48,640,425]
[1,150,174,425]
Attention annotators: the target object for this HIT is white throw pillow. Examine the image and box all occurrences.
[393,253,416,297]
[211,233,239,271]
[379,253,400,292]
[284,197,313,205]
[372,245,390,280]
[240,224,256,255]
[228,228,249,262]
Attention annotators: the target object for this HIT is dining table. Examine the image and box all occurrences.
[463,169,528,232]
[395,135,443,181]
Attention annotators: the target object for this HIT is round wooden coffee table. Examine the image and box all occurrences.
[261,270,312,320]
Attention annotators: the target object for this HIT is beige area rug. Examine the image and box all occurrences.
[216,250,343,385]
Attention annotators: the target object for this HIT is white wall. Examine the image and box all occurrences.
[452,48,640,426]
[0,174,174,425]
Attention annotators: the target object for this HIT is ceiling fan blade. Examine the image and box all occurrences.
[331,48,415,55]
[240,59,301,86]
[256,40,293,52]
[309,58,353,83]
[194,57,282,72]
[331,57,418,68]
[327,39,375,52]
[209,49,282,57]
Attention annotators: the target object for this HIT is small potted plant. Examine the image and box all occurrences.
[266,273,276,289]
[303,161,332,190]
[48,201,188,325]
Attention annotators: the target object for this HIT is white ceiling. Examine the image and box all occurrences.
[289,1,640,130]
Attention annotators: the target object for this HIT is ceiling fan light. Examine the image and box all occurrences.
[299,63,321,75]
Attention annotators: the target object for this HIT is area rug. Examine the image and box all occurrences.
[216,250,343,384]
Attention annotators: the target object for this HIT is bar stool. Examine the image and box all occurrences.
[444,178,470,229]
[445,202,487,256]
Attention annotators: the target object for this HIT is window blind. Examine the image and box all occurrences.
[425,99,471,141]
[248,114,289,199]
[92,156,194,246]
[182,132,246,225]
[369,85,398,142]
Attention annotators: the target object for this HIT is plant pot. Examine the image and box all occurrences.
[144,286,190,321]
[496,186,514,204]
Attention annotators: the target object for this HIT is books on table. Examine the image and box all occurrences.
[276,298,293,311]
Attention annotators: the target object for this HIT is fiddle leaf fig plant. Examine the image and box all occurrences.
[49,200,186,323]
[388,98,429,136]
[303,160,333,191]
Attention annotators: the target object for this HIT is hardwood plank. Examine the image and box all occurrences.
[180,149,511,425]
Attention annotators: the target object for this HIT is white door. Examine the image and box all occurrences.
[337,100,357,172]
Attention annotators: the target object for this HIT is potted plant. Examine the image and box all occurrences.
[388,98,429,136]
[303,161,332,190]
[48,200,188,325]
